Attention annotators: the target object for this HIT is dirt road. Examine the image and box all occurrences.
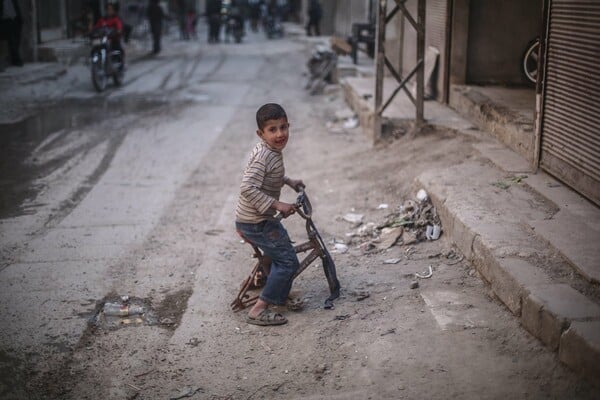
[1,29,598,400]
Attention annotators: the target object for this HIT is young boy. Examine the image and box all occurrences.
[235,103,304,326]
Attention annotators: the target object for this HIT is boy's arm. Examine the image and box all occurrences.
[283,176,305,192]
[240,164,276,215]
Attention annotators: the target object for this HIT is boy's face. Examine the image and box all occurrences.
[257,117,289,151]
[107,5,115,16]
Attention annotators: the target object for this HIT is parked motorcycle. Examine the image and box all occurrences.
[89,27,124,92]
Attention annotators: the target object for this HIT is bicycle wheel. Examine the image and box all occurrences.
[522,38,540,85]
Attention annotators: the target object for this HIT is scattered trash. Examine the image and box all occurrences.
[445,248,465,265]
[103,302,144,317]
[415,265,433,279]
[92,296,157,330]
[334,108,355,121]
[126,383,142,392]
[380,328,396,336]
[377,203,389,209]
[334,314,351,320]
[376,227,403,250]
[343,116,359,129]
[334,243,349,254]
[416,189,428,203]
[425,224,441,240]
[343,190,442,252]
[492,175,527,190]
[383,258,402,265]
[356,222,377,237]
[350,290,370,301]
[409,281,419,289]
[492,180,511,190]
[343,213,364,226]
[546,182,561,188]
[169,386,204,400]
[402,231,418,245]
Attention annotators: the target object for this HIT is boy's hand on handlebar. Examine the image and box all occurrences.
[272,200,296,218]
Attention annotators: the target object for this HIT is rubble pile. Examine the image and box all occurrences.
[342,189,442,252]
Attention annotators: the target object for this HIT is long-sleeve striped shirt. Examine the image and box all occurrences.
[235,141,285,223]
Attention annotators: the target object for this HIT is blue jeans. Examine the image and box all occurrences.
[236,219,300,305]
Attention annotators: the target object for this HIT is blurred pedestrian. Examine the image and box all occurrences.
[147,0,164,54]
[305,0,321,36]
[0,0,23,66]
[206,0,222,44]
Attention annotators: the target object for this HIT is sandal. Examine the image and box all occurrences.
[246,309,288,326]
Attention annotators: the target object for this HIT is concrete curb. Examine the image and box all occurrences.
[417,169,600,386]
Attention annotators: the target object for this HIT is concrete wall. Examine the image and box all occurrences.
[466,0,543,85]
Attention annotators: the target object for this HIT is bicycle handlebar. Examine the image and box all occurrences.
[273,186,313,221]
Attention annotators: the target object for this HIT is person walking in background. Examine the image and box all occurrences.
[305,0,321,36]
[0,0,23,67]
[147,0,164,54]
[206,0,222,44]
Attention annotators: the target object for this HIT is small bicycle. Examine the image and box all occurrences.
[231,189,341,311]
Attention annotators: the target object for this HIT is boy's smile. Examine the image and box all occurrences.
[258,118,289,151]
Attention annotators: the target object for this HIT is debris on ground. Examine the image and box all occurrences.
[93,296,157,330]
[333,243,349,253]
[409,281,419,289]
[343,190,442,252]
[383,258,402,265]
[326,108,360,133]
[492,175,528,190]
[375,227,403,250]
[415,265,433,279]
[349,289,370,301]
[169,386,204,400]
[343,212,364,226]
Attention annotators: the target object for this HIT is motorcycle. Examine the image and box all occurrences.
[89,27,125,92]
[226,15,244,43]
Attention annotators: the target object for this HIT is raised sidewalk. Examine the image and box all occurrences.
[342,74,600,385]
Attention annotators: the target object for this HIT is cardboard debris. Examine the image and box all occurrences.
[376,227,403,250]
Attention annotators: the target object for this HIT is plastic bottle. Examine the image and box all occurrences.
[103,302,144,316]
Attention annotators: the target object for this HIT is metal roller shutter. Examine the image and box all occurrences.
[540,0,600,205]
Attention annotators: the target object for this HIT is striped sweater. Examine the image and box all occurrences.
[235,141,285,223]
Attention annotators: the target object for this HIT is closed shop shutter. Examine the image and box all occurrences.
[426,0,449,102]
[540,0,600,205]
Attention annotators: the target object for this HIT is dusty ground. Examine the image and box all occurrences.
[2,29,599,400]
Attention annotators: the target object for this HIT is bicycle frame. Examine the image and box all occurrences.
[231,191,340,311]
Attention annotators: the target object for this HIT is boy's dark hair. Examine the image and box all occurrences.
[256,103,287,130]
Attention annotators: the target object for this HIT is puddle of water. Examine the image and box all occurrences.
[0,97,167,219]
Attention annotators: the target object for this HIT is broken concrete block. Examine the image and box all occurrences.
[521,284,600,350]
[559,321,600,387]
